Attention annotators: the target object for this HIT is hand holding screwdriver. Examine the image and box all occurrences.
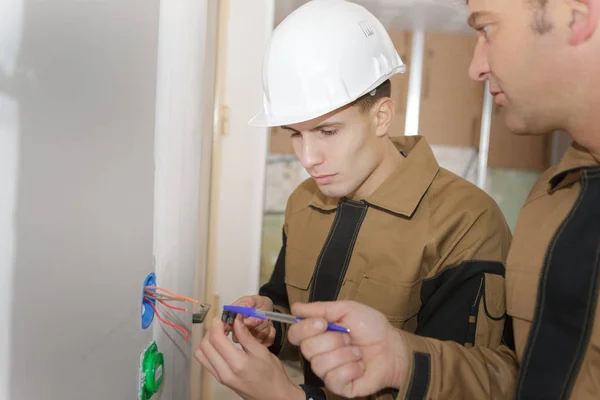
[223,295,276,347]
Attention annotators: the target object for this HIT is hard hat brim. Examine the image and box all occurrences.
[247,66,406,128]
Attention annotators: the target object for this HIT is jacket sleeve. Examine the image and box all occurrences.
[394,204,518,399]
[395,332,517,400]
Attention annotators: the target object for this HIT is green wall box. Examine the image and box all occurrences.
[138,341,164,400]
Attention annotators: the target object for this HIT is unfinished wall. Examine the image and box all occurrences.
[0,0,174,399]
[153,1,210,399]
[209,0,274,399]
[0,3,20,395]
[0,5,21,399]
[214,0,273,323]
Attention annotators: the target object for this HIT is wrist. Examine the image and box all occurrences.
[388,328,409,389]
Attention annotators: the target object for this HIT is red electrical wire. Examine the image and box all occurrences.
[144,290,182,301]
[143,298,189,342]
[153,297,187,312]
[145,285,199,304]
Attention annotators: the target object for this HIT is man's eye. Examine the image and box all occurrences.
[477,25,490,38]
[321,129,338,136]
[290,132,301,138]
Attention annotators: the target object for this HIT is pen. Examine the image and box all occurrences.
[222,305,350,333]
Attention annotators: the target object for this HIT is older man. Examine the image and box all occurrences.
[288,0,600,399]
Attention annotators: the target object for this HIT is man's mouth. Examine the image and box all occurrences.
[312,174,337,185]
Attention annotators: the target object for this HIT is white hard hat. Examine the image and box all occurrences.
[248,0,405,127]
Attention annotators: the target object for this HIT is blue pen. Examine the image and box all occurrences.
[223,305,350,333]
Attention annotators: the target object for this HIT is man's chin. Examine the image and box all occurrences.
[318,185,346,198]
[504,112,550,136]
[502,109,528,135]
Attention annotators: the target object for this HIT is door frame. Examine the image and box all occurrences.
[189,0,226,399]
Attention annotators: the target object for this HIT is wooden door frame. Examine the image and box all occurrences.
[189,0,228,399]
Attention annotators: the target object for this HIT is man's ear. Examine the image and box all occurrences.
[566,0,599,45]
[374,97,395,137]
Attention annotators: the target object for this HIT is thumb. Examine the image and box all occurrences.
[232,317,266,357]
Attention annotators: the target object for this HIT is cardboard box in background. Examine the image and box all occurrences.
[269,126,294,154]
[418,33,484,147]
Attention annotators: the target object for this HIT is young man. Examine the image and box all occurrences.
[194,1,513,399]
[287,0,600,399]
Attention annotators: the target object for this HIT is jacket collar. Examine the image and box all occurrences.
[548,142,600,191]
[309,135,439,217]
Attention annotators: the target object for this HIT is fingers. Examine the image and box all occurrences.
[323,361,366,398]
[251,295,273,311]
[309,345,362,379]
[224,296,256,335]
[263,325,276,347]
[195,317,241,383]
[231,294,272,311]
[225,295,273,333]
[232,318,268,357]
[243,316,269,329]
[233,318,273,344]
[288,317,329,346]
[244,323,272,344]
[208,318,249,368]
[194,346,217,377]
[232,296,257,308]
[291,300,352,322]
[299,331,351,361]
[252,318,273,336]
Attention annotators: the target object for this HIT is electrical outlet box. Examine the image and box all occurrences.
[137,341,164,400]
[141,272,156,329]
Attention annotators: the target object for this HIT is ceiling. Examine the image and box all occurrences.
[274,0,472,35]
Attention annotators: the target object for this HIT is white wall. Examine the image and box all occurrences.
[3,1,159,398]
[0,95,18,400]
[215,0,274,317]
[0,0,207,399]
[0,2,24,397]
[153,1,209,399]
[210,0,274,399]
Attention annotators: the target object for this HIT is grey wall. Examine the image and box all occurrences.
[152,1,211,399]
[2,1,161,399]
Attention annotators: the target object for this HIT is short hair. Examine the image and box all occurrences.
[352,79,392,112]
[530,0,553,34]
[466,0,552,34]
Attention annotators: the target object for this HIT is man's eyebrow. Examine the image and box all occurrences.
[467,11,484,28]
[280,126,300,133]
[309,122,344,132]
[280,122,344,133]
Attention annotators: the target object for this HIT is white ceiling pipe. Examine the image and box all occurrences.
[477,80,493,189]
[404,29,425,136]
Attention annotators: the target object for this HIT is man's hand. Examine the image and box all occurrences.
[225,295,276,347]
[287,300,408,398]
[195,316,304,400]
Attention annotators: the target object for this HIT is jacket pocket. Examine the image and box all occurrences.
[505,268,539,354]
[353,275,422,328]
[284,249,317,306]
[505,269,538,322]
